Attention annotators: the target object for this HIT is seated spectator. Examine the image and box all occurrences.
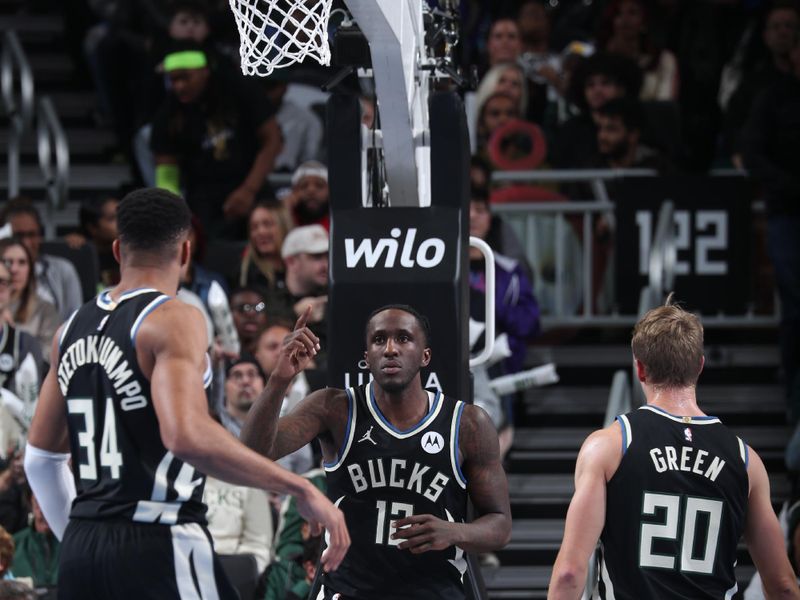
[597,0,679,101]
[151,40,283,238]
[263,533,322,600]
[723,1,799,166]
[469,195,540,376]
[65,194,121,290]
[741,37,800,417]
[0,240,58,358]
[0,451,28,536]
[516,0,560,123]
[262,77,324,173]
[0,525,14,578]
[237,200,291,291]
[591,98,673,172]
[181,216,229,307]
[485,18,522,71]
[0,199,82,320]
[272,469,326,562]
[254,324,314,476]
[219,355,266,438]
[267,226,329,368]
[0,581,34,599]
[471,63,528,149]
[469,192,540,458]
[230,287,269,355]
[550,52,642,168]
[282,161,330,231]
[0,260,43,454]
[203,476,272,573]
[476,92,522,159]
[11,494,59,587]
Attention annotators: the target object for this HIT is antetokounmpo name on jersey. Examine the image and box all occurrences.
[58,335,147,410]
[347,458,450,502]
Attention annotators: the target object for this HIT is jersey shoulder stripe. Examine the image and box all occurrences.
[323,388,356,472]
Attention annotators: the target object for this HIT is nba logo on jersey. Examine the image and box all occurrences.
[421,431,444,454]
[684,427,693,442]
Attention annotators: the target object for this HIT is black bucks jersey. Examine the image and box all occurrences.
[323,382,469,600]
[58,288,212,525]
[597,405,749,600]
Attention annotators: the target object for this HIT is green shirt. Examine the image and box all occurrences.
[12,526,60,587]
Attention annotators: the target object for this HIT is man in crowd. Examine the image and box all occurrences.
[229,287,269,356]
[592,98,672,172]
[151,41,283,238]
[220,355,267,439]
[267,225,329,369]
[283,161,330,230]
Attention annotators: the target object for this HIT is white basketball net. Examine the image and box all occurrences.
[228,0,333,77]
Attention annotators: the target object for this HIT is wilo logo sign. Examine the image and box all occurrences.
[344,228,446,269]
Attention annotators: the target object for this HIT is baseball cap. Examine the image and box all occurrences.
[225,353,266,383]
[291,160,328,186]
[281,224,329,259]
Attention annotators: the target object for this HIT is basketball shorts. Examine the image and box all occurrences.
[58,518,239,600]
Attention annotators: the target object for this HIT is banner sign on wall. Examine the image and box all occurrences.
[615,177,753,315]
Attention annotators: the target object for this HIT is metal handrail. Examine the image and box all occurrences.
[37,96,70,209]
[492,168,659,184]
[468,236,496,368]
[490,167,747,185]
[604,370,632,427]
[1,30,35,197]
[648,200,676,298]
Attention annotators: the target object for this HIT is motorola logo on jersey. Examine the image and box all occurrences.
[421,431,445,454]
[344,228,445,269]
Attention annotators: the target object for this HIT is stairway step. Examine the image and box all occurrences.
[0,127,115,158]
[0,164,131,192]
[0,13,62,34]
[481,565,757,599]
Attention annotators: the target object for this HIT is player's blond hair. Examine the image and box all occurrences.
[631,294,704,388]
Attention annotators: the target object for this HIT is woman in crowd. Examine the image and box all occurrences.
[475,91,523,159]
[597,0,679,101]
[237,200,292,292]
[0,240,59,358]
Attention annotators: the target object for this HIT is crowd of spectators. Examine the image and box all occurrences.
[1,0,799,593]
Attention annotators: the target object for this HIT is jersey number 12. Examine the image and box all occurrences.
[375,500,414,546]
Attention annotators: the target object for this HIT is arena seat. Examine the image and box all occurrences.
[219,553,259,600]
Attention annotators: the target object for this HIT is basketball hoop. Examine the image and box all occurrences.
[228,0,333,77]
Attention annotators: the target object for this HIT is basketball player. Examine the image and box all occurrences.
[549,300,800,599]
[23,188,349,599]
[241,304,512,599]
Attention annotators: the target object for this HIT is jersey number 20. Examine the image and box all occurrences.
[639,492,723,575]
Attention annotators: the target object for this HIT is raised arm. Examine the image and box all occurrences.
[241,308,343,461]
[744,448,800,600]
[393,404,512,554]
[548,425,621,600]
[142,300,349,570]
